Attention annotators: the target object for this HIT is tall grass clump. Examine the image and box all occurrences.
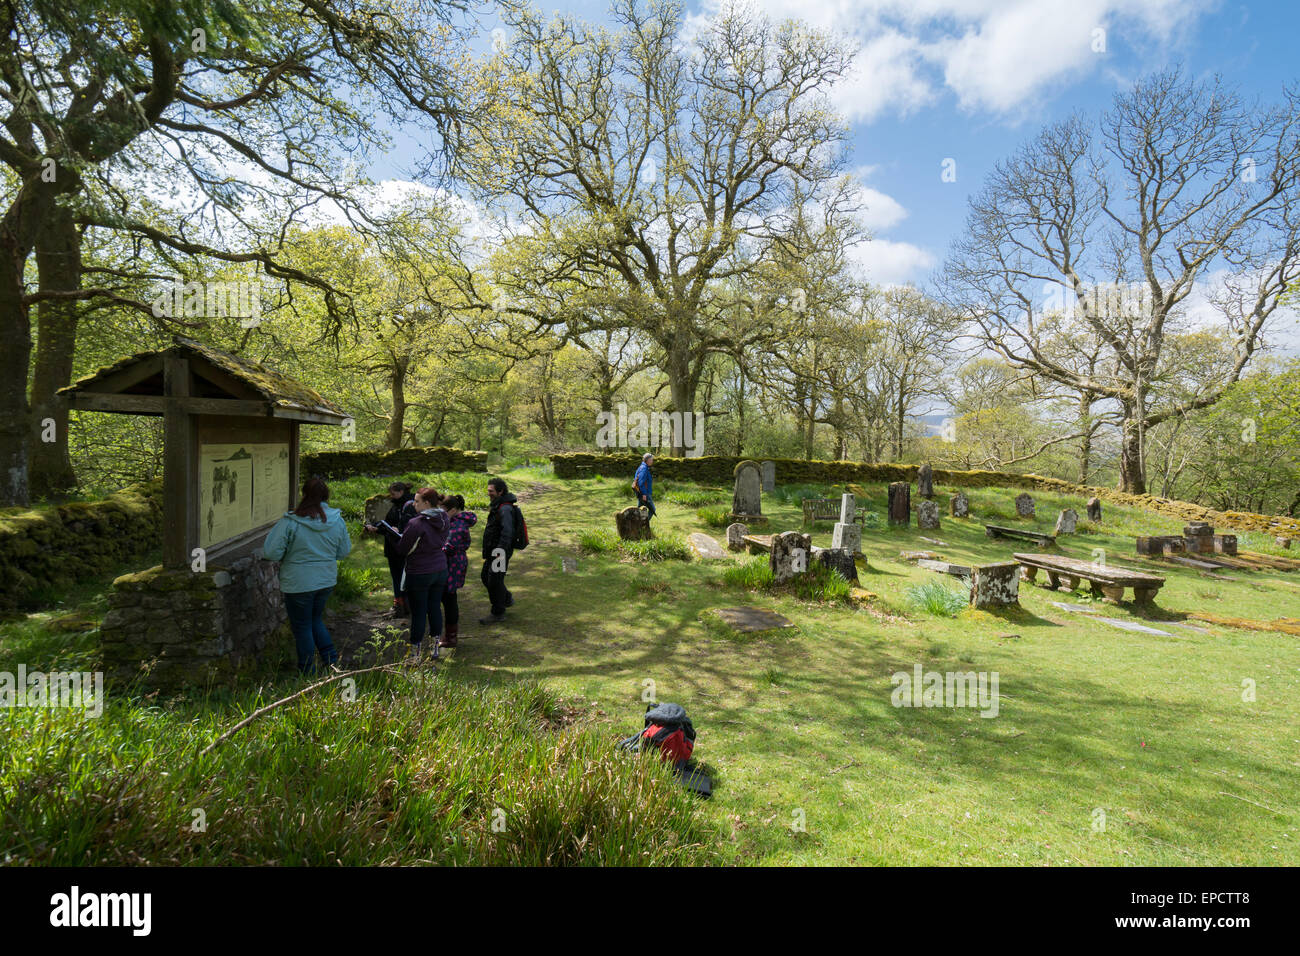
[665,486,729,507]
[722,556,774,590]
[579,528,691,562]
[0,677,718,866]
[696,505,730,528]
[723,556,851,603]
[907,580,968,618]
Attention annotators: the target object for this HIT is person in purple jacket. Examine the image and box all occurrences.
[436,494,477,649]
[396,486,449,662]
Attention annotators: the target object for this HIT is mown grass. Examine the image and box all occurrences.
[4,467,1299,866]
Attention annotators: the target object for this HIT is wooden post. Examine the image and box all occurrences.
[288,422,300,513]
[163,352,194,568]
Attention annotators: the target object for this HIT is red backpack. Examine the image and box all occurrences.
[618,702,696,766]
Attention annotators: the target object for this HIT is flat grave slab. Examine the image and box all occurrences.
[706,607,796,633]
[918,558,971,579]
[985,524,1056,547]
[742,534,773,554]
[688,533,728,560]
[1015,552,1165,605]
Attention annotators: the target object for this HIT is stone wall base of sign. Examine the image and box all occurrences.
[101,557,288,691]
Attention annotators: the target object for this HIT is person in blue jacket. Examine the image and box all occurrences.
[263,477,353,674]
[634,452,655,525]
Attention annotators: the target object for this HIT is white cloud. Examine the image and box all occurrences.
[850,237,936,285]
[690,0,1212,121]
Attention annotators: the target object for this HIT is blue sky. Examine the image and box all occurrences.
[373,0,1298,289]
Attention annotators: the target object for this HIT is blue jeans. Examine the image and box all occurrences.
[406,570,448,645]
[284,587,337,674]
[639,494,656,522]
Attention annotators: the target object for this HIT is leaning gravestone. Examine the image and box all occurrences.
[917,463,934,499]
[917,500,941,531]
[761,460,776,493]
[615,506,652,540]
[1054,509,1078,535]
[970,562,1021,608]
[1086,497,1102,522]
[726,522,749,552]
[770,530,812,585]
[1015,493,1035,518]
[813,546,859,582]
[888,482,911,527]
[732,460,763,519]
[949,491,969,518]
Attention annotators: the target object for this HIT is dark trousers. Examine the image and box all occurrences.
[442,588,459,629]
[385,551,405,599]
[639,494,656,522]
[480,552,511,615]
[284,587,337,674]
[405,570,447,645]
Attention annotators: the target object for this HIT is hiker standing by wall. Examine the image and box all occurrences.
[438,493,477,649]
[263,477,352,675]
[479,477,517,625]
[397,487,450,661]
[364,480,418,617]
[634,452,655,525]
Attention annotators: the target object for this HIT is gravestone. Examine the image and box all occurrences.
[839,493,856,524]
[813,546,859,583]
[615,506,652,541]
[832,521,862,554]
[1278,537,1293,550]
[917,463,934,499]
[1015,493,1035,518]
[769,530,812,585]
[561,557,578,573]
[688,532,727,560]
[732,460,763,519]
[970,561,1021,608]
[726,522,749,552]
[1054,509,1078,535]
[949,491,969,518]
[888,482,911,527]
[1183,522,1214,554]
[761,460,776,492]
[917,500,941,531]
[707,607,795,634]
[1086,497,1102,522]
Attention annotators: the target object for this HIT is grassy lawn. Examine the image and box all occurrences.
[2,466,1297,865]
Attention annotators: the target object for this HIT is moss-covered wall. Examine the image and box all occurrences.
[0,480,163,609]
[301,446,488,480]
[549,453,1300,537]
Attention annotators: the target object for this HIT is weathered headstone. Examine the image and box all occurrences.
[1183,522,1214,554]
[1054,509,1078,535]
[732,460,763,518]
[769,530,811,585]
[561,557,578,573]
[832,521,862,554]
[970,561,1021,608]
[813,546,860,582]
[615,506,652,541]
[726,522,749,552]
[949,491,969,518]
[761,460,776,493]
[839,493,856,524]
[888,482,911,527]
[917,500,941,531]
[917,463,934,499]
[1014,493,1035,518]
[1086,497,1102,522]
[688,533,727,560]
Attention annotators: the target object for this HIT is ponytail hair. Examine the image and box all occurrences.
[441,493,465,511]
[294,477,330,521]
[389,480,413,496]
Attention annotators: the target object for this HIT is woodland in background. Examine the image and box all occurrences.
[5,0,1299,515]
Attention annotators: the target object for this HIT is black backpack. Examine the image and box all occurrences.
[511,503,529,550]
[618,702,695,764]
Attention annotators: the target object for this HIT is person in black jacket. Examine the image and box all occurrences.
[479,476,517,625]
[364,481,418,617]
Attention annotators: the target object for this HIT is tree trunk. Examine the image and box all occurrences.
[29,205,82,496]
[386,358,407,450]
[1119,411,1146,494]
[666,347,696,457]
[1076,395,1092,485]
[734,366,745,457]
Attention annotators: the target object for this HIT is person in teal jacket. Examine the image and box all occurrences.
[263,477,353,674]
